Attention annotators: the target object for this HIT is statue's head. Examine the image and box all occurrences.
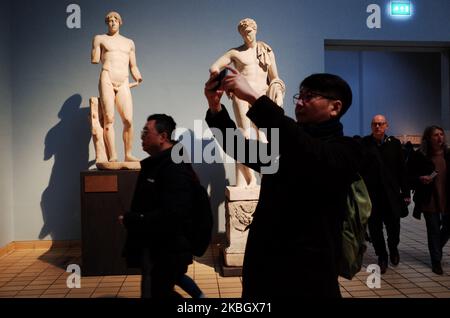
[105,11,123,26]
[237,18,257,35]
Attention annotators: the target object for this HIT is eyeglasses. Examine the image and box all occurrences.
[293,92,337,105]
[141,128,160,138]
[371,122,386,127]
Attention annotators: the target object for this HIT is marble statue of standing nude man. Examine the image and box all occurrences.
[210,18,285,187]
[91,11,143,164]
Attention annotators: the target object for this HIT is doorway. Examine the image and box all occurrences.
[324,40,450,140]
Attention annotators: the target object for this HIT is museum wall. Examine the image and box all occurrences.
[325,50,442,137]
[7,0,450,241]
[0,1,14,247]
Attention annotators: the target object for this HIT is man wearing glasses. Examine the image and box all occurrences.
[360,115,411,274]
[121,114,198,298]
[204,69,361,298]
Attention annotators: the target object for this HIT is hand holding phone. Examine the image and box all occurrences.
[429,171,438,179]
[211,68,228,91]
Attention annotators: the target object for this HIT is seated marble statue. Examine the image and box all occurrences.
[90,11,143,169]
[210,18,285,187]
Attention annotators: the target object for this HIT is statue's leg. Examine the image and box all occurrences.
[99,72,118,162]
[89,97,108,163]
[232,98,257,187]
[116,83,139,162]
[234,163,257,188]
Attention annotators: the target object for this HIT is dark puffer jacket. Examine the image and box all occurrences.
[122,146,195,268]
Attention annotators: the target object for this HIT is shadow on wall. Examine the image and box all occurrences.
[179,129,228,238]
[39,94,92,243]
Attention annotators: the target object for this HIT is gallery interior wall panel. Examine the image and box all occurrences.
[6,0,450,241]
[325,50,442,137]
[0,0,13,247]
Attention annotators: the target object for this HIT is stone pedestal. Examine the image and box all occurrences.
[80,169,140,276]
[96,161,141,170]
[222,186,260,273]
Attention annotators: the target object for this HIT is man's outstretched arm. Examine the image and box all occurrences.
[204,72,273,173]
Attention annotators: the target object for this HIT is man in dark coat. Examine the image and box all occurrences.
[121,114,195,298]
[204,68,361,298]
[360,115,410,274]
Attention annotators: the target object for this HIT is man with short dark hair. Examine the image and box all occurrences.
[204,68,361,298]
[121,114,196,298]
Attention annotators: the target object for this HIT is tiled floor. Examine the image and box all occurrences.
[0,216,449,298]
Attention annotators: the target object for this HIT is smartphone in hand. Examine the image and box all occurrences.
[429,171,438,179]
[212,68,228,91]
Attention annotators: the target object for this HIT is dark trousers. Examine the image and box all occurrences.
[423,212,450,264]
[140,248,188,299]
[368,206,400,259]
[176,275,203,298]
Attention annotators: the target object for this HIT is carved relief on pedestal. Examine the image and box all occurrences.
[228,201,257,232]
[222,186,260,267]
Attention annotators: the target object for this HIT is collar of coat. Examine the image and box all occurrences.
[370,134,391,146]
[141,143,179,167]
[298,118,344,141]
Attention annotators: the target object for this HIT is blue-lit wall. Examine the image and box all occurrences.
[5,0,450,241]
[326,50,442,137]
[0,1,13,247]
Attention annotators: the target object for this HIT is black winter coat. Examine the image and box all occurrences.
[122,146,195,268]
[360,135,409,218]
[206,96,362,298]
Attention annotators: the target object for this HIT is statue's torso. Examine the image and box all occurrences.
[99,35,132,83]
[231,46,269,94]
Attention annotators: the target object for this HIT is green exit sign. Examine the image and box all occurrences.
[390,1,412,16]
